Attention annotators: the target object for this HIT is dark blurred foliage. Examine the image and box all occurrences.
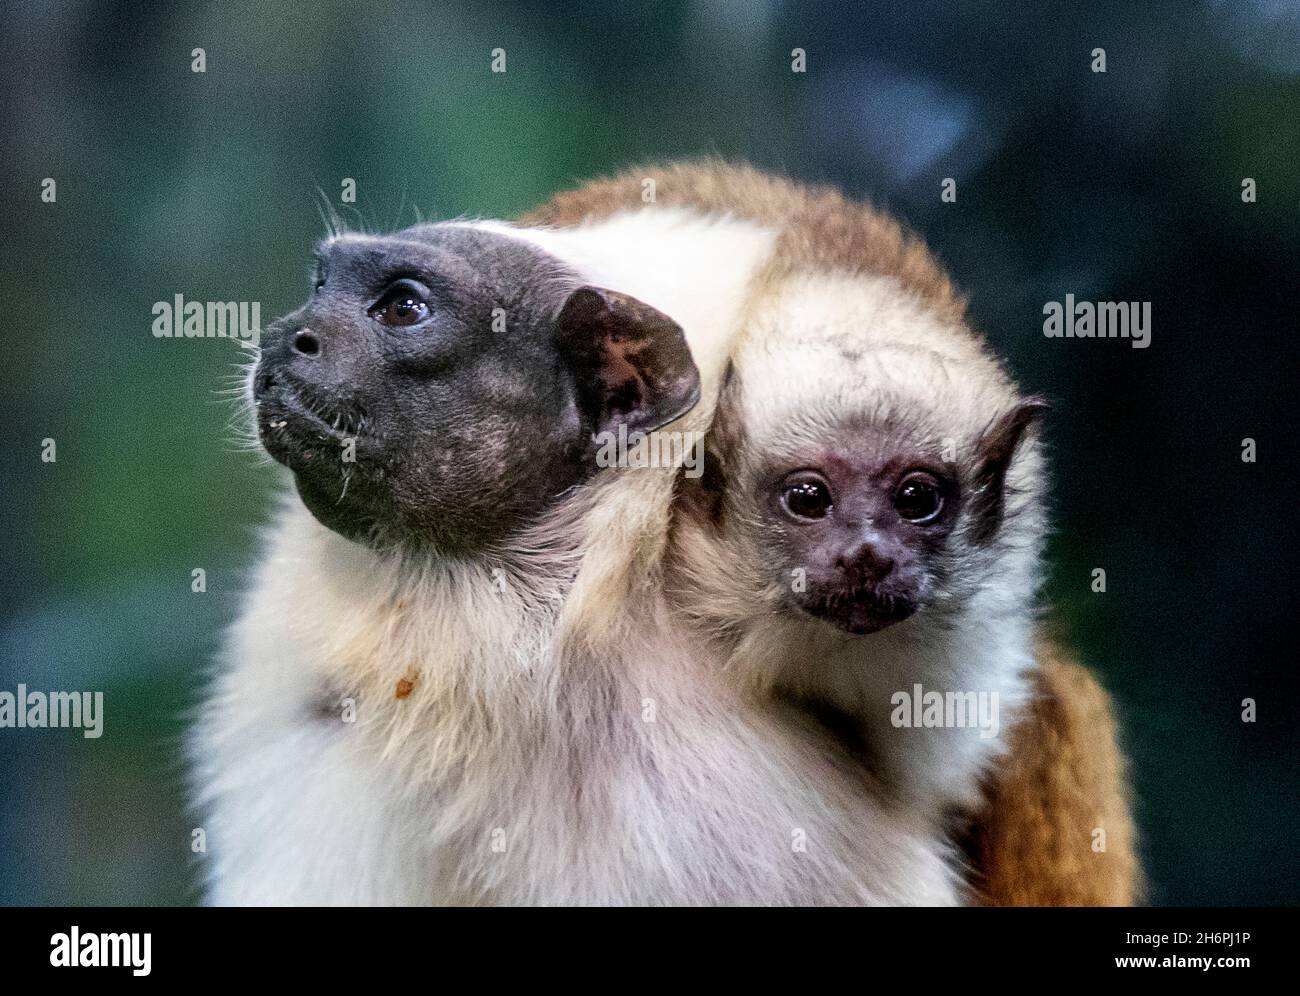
[1,0,1296,905]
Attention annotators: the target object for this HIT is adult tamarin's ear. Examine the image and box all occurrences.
[557,286,701,439]
[968,396,1050,544]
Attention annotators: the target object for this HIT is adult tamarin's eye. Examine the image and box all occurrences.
[894,473,944,523]
[781,475,833,520]
[369,280,431,327]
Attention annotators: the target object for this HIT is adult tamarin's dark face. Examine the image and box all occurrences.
[252,224,699,552]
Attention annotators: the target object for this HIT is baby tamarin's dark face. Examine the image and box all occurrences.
[692,393,1045,638]
[762,423,961,635]
[252,224,698,552]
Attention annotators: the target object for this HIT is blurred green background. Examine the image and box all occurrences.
[2,0,1297,905]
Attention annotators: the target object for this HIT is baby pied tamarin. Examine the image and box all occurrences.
[671,273,1048,818]
[548,166,1048,817]
[528,162,1139,903]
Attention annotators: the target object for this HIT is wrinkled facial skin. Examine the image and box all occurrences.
[763,425,961,636]
[253,226,589,552]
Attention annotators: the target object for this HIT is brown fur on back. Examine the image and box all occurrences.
[523,160,967,324]
[965,646,1142,905]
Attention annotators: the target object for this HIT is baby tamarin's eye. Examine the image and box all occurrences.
[894,472,944,523]
[780,474,833,520]
[369,279,431,327]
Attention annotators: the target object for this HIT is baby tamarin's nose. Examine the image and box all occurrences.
[837,540,896,585]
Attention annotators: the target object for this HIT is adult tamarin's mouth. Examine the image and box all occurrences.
[253,370,368,461]
[798,585,918,636]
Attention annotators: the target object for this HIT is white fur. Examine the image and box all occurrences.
[193,210,959,905]
[461,208,772,391]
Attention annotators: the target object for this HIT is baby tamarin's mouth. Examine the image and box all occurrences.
[799,585,918,636]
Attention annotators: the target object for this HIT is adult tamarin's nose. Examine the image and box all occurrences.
[292,329,321,356]
[836,540,896,585]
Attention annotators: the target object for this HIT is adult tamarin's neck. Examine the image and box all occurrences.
[239,503,579,762]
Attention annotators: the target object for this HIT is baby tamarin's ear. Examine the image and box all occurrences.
[557,286,701,440]
[968,396,1050,544]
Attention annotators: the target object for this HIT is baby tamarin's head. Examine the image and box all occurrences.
[252,223,698,552]
[678,274,1047,638]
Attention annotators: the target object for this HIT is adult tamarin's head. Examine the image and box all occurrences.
[677,272,1048,639]
[252,223,699,551]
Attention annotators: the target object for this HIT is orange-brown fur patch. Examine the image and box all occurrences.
[522,160,967,324]
[965,646,1142,905]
